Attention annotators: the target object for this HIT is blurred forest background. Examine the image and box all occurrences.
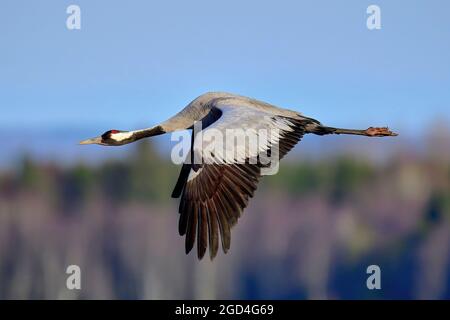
[2,0,450,300]
[1,123,449,300]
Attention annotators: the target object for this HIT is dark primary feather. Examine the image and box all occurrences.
[172,163,191,198]
[172,113,311,260]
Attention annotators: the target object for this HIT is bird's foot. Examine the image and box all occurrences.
[365,127,398,137]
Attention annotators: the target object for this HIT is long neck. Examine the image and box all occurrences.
[128,125,166,142]
[127,104,207,143]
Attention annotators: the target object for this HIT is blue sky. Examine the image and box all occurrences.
[1,0,449,133]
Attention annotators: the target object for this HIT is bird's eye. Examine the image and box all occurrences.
[101,129,120,140]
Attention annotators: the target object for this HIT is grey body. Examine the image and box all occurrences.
[158,92,303,133]
[80,92,397,260]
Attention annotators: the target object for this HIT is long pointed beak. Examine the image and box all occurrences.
[79,137,102,145]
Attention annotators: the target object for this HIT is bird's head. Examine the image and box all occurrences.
[79,129,133,146]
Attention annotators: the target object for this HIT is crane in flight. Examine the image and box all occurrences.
[80,92,397,260]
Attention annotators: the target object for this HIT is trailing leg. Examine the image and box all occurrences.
[304,120,398,137]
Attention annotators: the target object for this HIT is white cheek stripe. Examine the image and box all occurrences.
[112,132,133,141]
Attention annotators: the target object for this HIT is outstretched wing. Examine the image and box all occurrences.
[172,105,314,259]
[177,163,261,259]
